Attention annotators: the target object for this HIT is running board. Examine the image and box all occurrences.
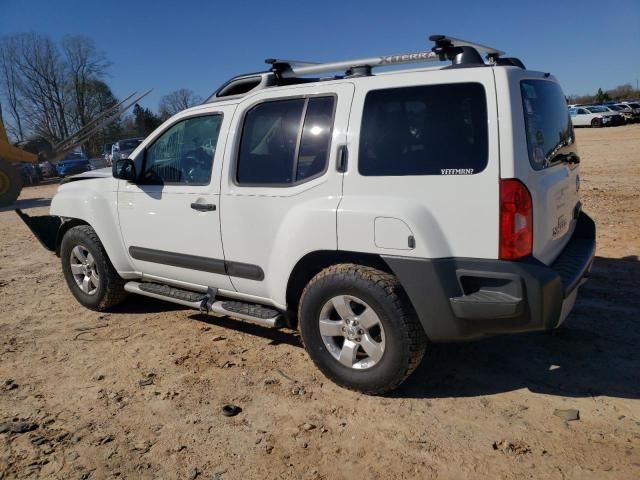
[124,281,283,328]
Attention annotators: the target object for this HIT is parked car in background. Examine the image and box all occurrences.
[569,105,624,127]
[615,102,640,122]
[111,138,143,163]
[102,143,114,166]
[39,160,57,178]
[600,104,632,124]
[56,153,94,177]
[13,162,40,185]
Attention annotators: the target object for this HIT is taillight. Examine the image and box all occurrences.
[499,179,533,260]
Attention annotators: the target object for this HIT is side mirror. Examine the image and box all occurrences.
[113,158,137,181]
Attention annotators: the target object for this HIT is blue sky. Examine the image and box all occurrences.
[1,0,639,111]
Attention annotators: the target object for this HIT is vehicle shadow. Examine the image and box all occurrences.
[106,256,639,399]
[110,295,189,315]
[395,255,640,400]
[0,197,52,213]
[110,294,302,348]
[189,312,303,348]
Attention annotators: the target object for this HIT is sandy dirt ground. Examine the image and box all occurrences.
[0,125,639,479]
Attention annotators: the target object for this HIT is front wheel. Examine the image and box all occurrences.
[298,264,427,395]
[591,118,602,128]
[60,225,127,311]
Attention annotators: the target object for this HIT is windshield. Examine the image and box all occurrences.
[521,79,574,170]
[607,105,622,111]
[119,139,142,150]
[628,103,640,108]
[586,106,608,113]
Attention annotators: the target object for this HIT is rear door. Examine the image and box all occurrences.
[219,83,354,305]
[498,71,580,265]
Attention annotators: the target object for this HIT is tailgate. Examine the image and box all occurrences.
[529,163,580,264]
[519,78,581,265]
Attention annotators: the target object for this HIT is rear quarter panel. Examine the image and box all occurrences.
[339,67,500,260]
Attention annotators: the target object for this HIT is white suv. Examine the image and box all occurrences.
[17,35,595,394]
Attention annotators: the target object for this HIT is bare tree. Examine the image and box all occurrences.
[159,89,203,119]
[0,38,25,142]
[62,35,110,131]
[7,33,70,142]
[0,33,115,153]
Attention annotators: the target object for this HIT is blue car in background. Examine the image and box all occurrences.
[56,153,93,177]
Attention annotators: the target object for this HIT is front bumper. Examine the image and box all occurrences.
[383,212,596,342]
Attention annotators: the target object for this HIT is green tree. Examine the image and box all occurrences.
[594,88,610,103]
[133,104,162,136]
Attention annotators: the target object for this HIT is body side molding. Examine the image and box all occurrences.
[128,246,264,281]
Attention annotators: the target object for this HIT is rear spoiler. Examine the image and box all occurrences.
[15,209,61,252]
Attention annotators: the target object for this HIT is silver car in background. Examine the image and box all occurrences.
[111,138,144,163]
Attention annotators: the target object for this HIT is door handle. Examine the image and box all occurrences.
[190,202,216,211]
[337,145,348,173]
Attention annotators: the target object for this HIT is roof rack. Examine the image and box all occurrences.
[268,34,507,79]
[206,35,522,103]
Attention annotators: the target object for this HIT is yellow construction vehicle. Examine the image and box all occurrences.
[0,90,151,207]
[0,118,38,206]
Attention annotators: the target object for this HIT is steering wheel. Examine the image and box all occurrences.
[182,148,211,183]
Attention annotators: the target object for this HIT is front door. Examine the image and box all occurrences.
[117,107,235,290]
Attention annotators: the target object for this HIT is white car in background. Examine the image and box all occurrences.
[111,138,144,163]
[615,102,640,122]
[569,105,624,127]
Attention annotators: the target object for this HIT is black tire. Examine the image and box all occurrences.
[60,225,127,311]
[298,264,427,395]
[0,160,22,207]
[591,118,602,128]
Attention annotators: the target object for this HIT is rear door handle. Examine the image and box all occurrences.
[337,145,348,173]
[190,203,216,211]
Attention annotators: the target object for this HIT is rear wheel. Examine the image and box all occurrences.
[60,225,127,311]
[590,118,602,128]
[298,264,427,395]
[0,160,22,207]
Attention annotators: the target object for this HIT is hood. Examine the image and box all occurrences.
[59,167,112,185]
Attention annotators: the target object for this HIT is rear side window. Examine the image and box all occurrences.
[359,83,488,176]
[521,80,574,170]
[237,96,336,185]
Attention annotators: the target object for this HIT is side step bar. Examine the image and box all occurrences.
[124,281,283,328]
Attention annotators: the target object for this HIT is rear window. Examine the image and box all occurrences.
[521,80,574,170]
[359,83,488,176]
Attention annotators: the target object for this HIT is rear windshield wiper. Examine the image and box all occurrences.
[547,152,580,167]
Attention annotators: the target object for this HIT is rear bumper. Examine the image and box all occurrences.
[383,212,596,342]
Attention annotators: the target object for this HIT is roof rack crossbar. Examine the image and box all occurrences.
[275,50,440,79]
[429,35,505,58]
[270,34,505,79]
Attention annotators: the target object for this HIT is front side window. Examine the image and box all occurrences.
[141,115,222,185]
[521,80,574,170]
[237,96,336,185]
[359,83,488,176]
